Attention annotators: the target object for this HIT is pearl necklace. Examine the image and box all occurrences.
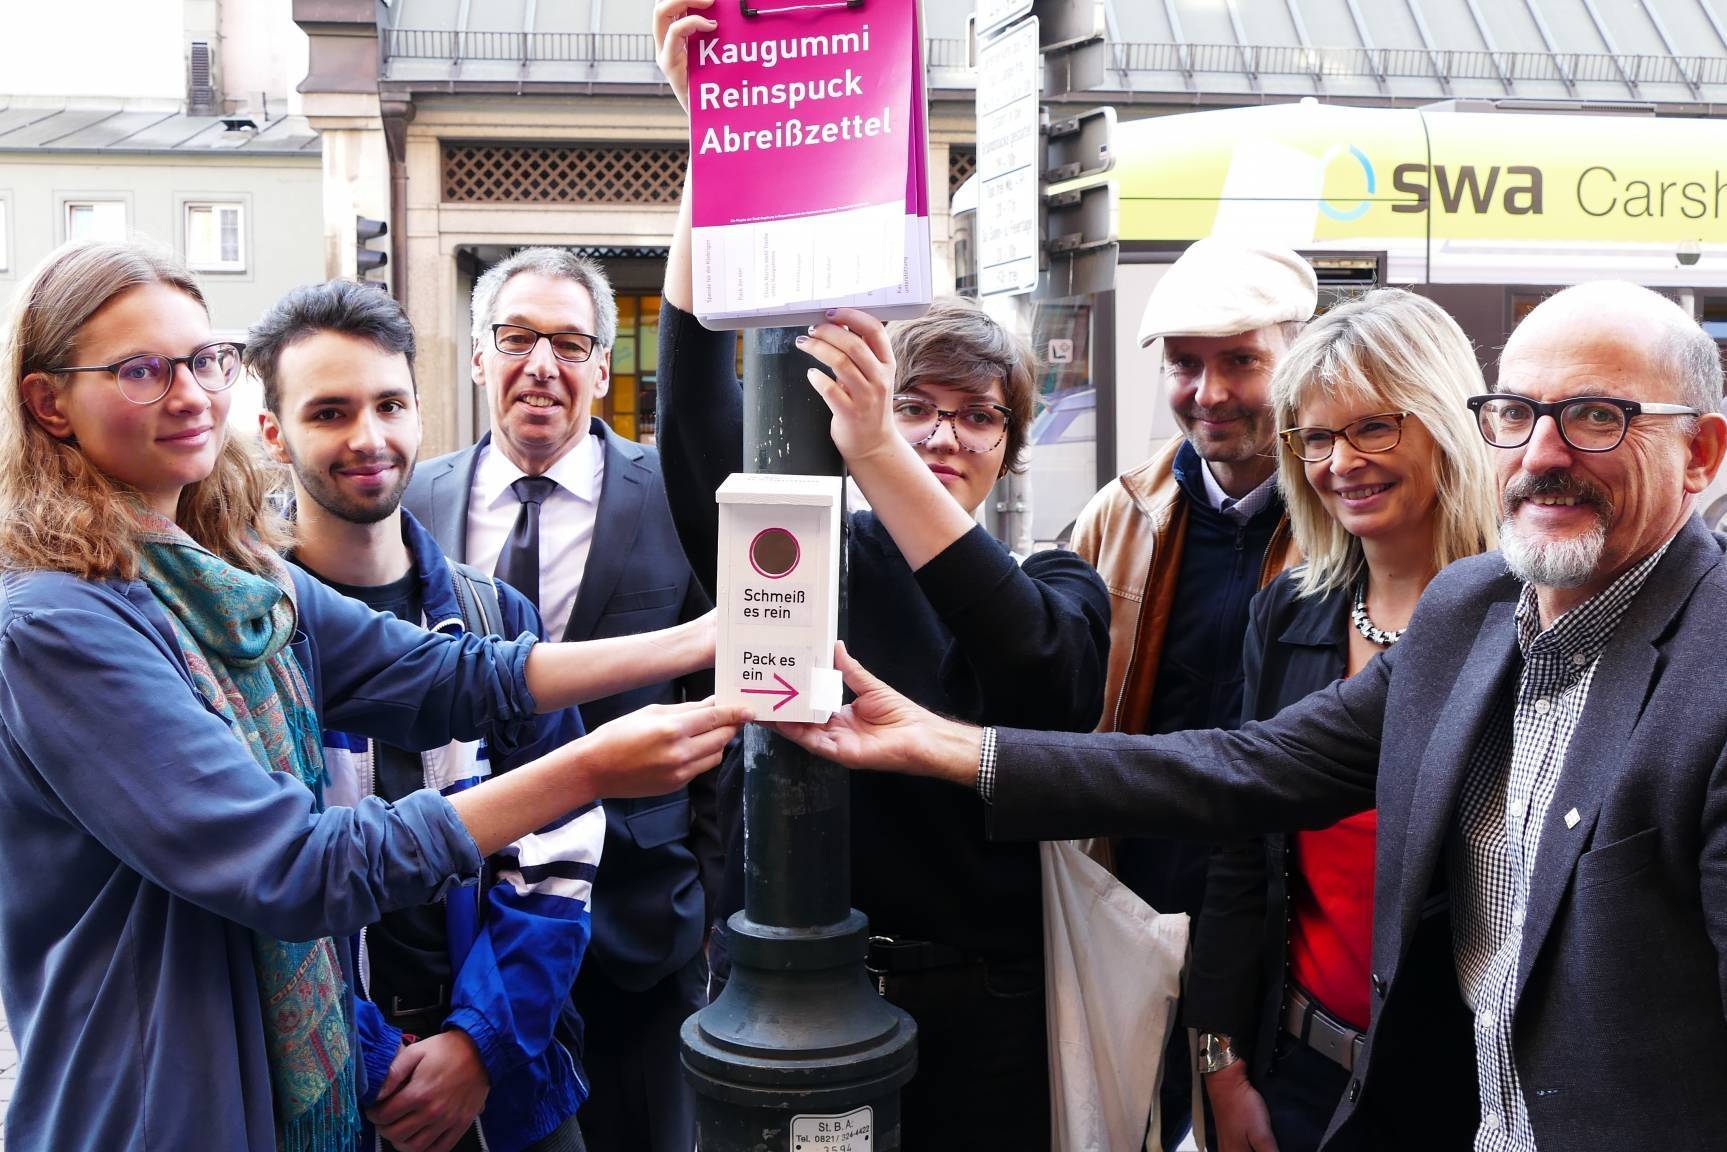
[1351,580,1404,647]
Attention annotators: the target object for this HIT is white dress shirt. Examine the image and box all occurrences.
[467,432,605,639]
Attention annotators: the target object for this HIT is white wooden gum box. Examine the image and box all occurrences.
[715,473,845,724]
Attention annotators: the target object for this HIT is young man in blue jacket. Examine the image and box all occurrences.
[251,280,598,1152]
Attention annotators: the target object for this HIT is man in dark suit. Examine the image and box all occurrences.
[778,280,1727,1149]
[405,248,719,1152]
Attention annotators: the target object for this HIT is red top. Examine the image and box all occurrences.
[1286,810,1378,1031]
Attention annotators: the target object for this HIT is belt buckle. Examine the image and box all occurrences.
[1311,1012,1348,1067]
[1284,987,1363,1074]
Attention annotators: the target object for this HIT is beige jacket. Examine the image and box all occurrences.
[1071,437,1298,736]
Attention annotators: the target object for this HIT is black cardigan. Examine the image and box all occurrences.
[656,301,1110,957]
[1181,570,1353,1073]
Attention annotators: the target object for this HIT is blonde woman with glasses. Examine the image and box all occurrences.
[0,240,745,1152]
[1186,288,1498,1152]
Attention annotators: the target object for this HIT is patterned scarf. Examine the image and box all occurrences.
[130,508,360,1152]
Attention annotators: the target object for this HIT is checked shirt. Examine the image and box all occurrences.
[1447,538,1671,1152]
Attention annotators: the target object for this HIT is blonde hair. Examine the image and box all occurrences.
[0,240,288,580]
[1271,288,1498,597]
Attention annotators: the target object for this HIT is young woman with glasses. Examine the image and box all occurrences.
[649,7,1109,1145]
[0,240,745,1152]
[1187,288,1499,1152]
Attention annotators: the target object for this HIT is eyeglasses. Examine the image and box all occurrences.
[1468,393,1699,453]
[891,396,1013,453]
[48,341,244,406]
[1279,411,1411,463]
[491,323,600,364]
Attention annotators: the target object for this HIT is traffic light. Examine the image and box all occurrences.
[356,216,388,278]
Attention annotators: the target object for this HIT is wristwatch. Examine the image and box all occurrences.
[1196,1032,1240,1075]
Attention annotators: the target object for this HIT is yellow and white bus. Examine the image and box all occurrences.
[958,100,1727,545]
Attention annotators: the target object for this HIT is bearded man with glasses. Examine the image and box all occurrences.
[776,281,1727,1151]
[405,248,720,1152]
[1467,392,1701,591]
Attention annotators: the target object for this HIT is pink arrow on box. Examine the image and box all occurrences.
[740,673,799,711]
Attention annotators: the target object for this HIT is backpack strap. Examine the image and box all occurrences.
[450,561,505,638]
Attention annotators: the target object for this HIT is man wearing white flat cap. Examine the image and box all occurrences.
[1069,236,1317,1148]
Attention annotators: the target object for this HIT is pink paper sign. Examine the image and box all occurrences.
[689,0,916,229]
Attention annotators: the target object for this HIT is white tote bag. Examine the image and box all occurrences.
[1042,839,1189,1152]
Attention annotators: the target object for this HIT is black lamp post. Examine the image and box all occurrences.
[680,325,918,1151]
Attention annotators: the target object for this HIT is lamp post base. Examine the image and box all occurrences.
[682,909,918,1151]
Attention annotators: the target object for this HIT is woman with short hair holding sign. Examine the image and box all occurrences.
[652,4,1111,1146]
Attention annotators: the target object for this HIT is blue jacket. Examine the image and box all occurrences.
[317,513,598,1152]
[0,562,546,1152]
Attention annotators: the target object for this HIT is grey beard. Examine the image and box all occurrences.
[1499,514,1609,588]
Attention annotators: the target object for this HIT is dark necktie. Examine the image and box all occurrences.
[494,476,558,609]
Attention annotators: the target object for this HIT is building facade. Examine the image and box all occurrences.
[0,0,324,430]
[0,113,322,336]
[295,0,977,455]
[294,0,1727,532]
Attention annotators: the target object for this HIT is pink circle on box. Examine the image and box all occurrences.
[748,527,801,579]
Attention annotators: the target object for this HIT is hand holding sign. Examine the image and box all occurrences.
[795,308,899,465]
[653,0,717,114]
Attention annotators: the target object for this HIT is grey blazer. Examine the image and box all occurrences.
[404,421,722,992]
[990,514,1727,1148]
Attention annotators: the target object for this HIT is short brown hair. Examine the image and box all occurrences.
[890,298,1037,473]
[248,279,418,415]
[0,240,288,579]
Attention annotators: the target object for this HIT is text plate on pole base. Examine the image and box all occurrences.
[793,1106,873,1151]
